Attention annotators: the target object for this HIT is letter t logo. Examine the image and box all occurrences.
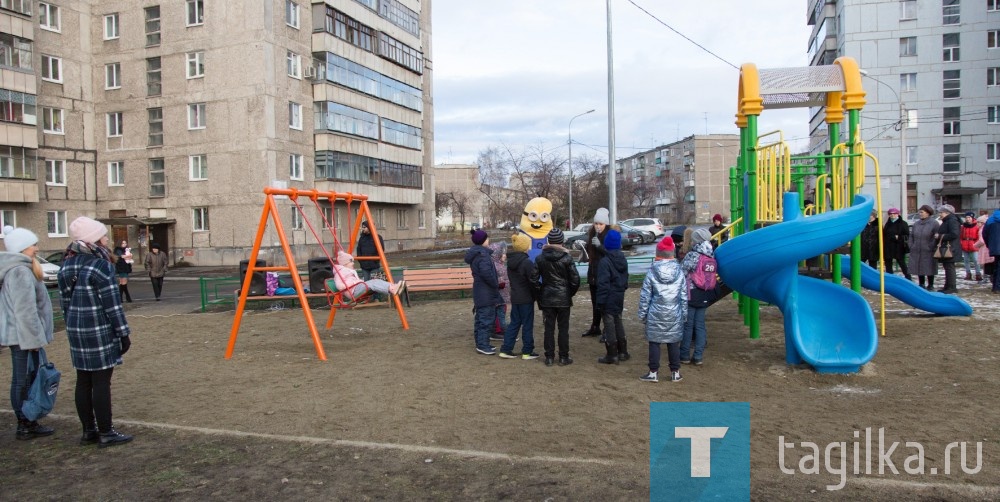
[675,427,729,477]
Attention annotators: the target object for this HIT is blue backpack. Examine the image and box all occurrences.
[21,348,60,421]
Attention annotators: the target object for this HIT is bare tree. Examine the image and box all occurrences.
[616,175,658,219]
[435,191,473,232]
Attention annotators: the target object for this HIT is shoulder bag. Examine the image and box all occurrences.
[21,348,61,421]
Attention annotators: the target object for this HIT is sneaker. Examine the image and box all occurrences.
[498,352,518,359]
[692,359,704,366]
[670,371,683,382]
[680,359,692,365]
[640,371,658,382]
[558,356,573,366]
[98,428,134,448]
[521,352,540,360]
[476,347,497,355]
[490,333,505,341]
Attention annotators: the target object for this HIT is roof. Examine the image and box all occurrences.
[97,217,176,226]
[931,187,987,196]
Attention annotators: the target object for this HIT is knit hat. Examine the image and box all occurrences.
[69,216,108,244]
[470,229,488,245]
[938,204,955,214]
[2,225,38,254]
[604,229,622,250]
[656,237,675,252]
[887,208,900,215]
[691,227,712,245]
[510,232,531,253]
[918,204,935,215]
[593,208,610,225]
[978,215,988,224]
[712,214,723,223]
[337,251,353,266]
[547,228,565,245]
[964,212,975,219]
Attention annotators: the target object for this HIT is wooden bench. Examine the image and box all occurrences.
[401,267,473,306]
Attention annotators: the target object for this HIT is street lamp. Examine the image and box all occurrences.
[568,108,595,229]
[859,69,907,217]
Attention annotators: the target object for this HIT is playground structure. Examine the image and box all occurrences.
[715,56,971,373]
[225,188,409,361]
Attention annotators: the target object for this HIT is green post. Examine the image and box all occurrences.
[745,115,760,339]
[828,122,841,285]
[847,109,862,292]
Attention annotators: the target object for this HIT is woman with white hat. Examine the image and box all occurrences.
[0,225,56,440]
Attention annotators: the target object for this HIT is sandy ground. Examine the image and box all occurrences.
[1,274,999,500]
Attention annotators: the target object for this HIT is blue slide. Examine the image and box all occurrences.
[837,255,973,316]
[715,193,878,374]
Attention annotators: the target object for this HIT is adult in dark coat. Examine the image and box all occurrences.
[595,230,629,365]
[982,209,1000,293]
[882,208,911,279]
[935,204,961,294]
[464,230,503,355]
[581,208,610,337]
[859,211,881,269]
[355,221,384,299]
[536,228,580,366]
[908,205,940,290]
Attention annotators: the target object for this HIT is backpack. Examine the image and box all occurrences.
[21,348,60,421]
[689,253,718,291]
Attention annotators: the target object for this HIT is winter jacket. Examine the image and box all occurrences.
[0,253,54,350]
[584,225,610,283]
[637,258,687,344]
[536,244,580,308]
[465,244,503,308]
[908,216,940,276]
[975,226,994,266]
[58,245,130,371]
[984,210,1000,257]
[595,248,628,315]
[959,222,980,253]
[859,219,881,264]
[144,251,168,278]
[708,223,728,249]
[506,251,540,305]
[490,242,510,304]
[937,213,960,263]
[331,263,364,292]
[355,231,383,272]
[882,217,909,261]
[113,246,133,274]
[681,241,715,276]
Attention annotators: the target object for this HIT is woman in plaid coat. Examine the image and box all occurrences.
[58,217,134,448]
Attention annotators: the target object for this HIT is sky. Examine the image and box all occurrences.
[431,0,813,166]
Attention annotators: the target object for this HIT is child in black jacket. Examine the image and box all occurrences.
[499,233,542,360]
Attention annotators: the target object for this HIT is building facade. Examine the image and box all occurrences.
[0,0,434,265]
[807,0,1000,216]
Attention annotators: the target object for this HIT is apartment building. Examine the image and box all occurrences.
[807,0,999,216]
[0,0,434,265]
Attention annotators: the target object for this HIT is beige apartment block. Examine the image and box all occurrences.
[0,0,434,265]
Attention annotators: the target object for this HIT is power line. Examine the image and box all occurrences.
[624,0,740,70]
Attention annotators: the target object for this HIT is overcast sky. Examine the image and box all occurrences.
[431,0,813,165]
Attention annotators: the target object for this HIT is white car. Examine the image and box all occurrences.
[620,218,665,237]
[36,255,60,287]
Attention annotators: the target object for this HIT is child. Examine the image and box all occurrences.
[331,251,404,300]
[489,242,510,340]
[595,229,629,364]
[498,233,541,360]
[637,237,687,382]
[536,228,580,366]
[465,229,504,355]
[680,228,715,365]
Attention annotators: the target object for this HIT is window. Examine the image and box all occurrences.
[943,107,960,135]
[104,13,119,40]
[899,37,917,57]
[989,179,1000,198]
[189,154,207,180]
[285,0,300,28]
[289,153,303,180]
[188,103,206,129]
[193,207,209,231]
[990,0,1000,12]
[907,109,919,128]
[0,210,14,230]
[147,57,161,96]
[990,31,1000,49]
[396,209,407,229]
[943,144,961,172]
[900,73,917,92]
[379,0,420,36]
[418,210,426,229]
[314,151,422,188]
[105,63,121,89]
[989,105,1000,124]
[0,90,36,125]
[899,0,916,19]
[989,143,1000,162]
[942,0,960,24]
[0,0,31,16]
[106,112,123,137]
[318,52,423,111]
[380,118,421,149]
[374,208,385,229]
[289,102,302,130]
[145,6,161,46]
[186,0,204,26]
[41,55,61,83]
[108,161,124,186]
[286,51,301,78]
[0,33,34,71]
[906,146,917,165]
[943,70,960,98]
[148,108,163,146]
[290,208,303,230]
[314,102,378,139]
[149,158,165,197]
[44,159,65,185]
[39,3,60,32]
[0,146,36,179]
[943,33,960,62]
[989,68,1000,87]
[186,51,204,79]
[377,32,423,74]
[41,107,63,134]
[46,211,67,237]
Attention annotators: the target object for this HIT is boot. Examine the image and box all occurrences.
[16,419,54,440]
[597,342,619,365]
[926,277,935,291]
[80,423,99,445]
[581,327,600,337]
[98,427,134,448]
[976,273,983,283]
[965,272,973,281]
[122,284,133,303]
[617,339,630,361]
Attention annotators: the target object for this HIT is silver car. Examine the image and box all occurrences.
[620,217,665,237]
[36,255,60,287]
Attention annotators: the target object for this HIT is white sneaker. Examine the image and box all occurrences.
[670,371,683,382]
[640,371,658,382]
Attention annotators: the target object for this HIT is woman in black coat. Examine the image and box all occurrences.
[859,211,880,269]
[882,208,911,280]
[935,205,961,294]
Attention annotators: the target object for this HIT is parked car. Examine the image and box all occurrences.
[619,223,654,244]
[36,255,60,287]
[620,217,665,237]
[44,251,65,266]
[573,223,593,233]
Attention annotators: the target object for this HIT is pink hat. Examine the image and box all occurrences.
[336,251,353,266]
[656,237,675,252]
[69,216,108,244]
[887,208,900,215]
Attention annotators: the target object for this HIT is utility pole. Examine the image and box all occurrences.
[899,103,907,217]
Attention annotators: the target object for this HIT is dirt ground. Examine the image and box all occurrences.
[2,272,999,500]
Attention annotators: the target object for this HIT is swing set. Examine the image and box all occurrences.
[225,187,409,361]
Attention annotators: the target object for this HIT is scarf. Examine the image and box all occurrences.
[65,240,116,263]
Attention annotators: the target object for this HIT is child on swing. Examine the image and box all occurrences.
[332,251,405,299]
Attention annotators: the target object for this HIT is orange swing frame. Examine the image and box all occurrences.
[225,187,409,361]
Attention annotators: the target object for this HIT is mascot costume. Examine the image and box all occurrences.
[518,197,553,262]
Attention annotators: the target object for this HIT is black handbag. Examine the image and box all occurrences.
[933,238,952,259]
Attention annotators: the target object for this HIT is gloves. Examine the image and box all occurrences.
[120,336,131,355]
[591,236,601,246]
[499,281,506,290]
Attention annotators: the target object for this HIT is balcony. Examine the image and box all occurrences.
[0,179,39,203]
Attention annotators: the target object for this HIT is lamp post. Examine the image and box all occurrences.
[568,109,595,230]
[860,70,907,217]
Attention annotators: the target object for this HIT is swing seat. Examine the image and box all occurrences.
[324,278,376,309]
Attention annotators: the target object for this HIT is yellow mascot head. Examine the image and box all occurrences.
[519,197,553,239]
